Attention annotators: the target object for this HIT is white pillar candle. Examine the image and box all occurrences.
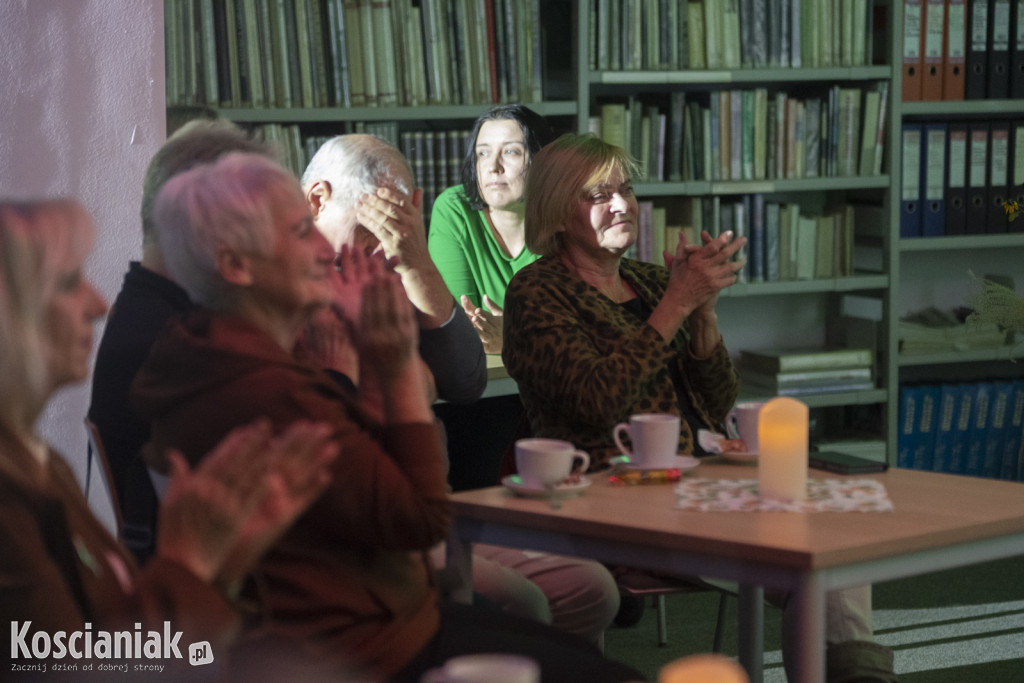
[757,397,809,501]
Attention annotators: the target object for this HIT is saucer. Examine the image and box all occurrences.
[621,454,700,471]
[501,475,592,499]
[720,449,758,463]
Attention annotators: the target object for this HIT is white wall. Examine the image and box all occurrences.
[0,0,165,529]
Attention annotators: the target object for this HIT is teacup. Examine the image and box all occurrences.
[725,401,766,452]
[612,413,681,468]
[514,438,590,488]
[420,654,540,683]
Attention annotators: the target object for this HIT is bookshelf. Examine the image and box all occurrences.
[577,0,898,461]
[165,0,1024,474]
[165,0,579,213]
[891,0,1024,478]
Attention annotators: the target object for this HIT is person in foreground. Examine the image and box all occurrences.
[428,104,555,353]
[131,152,642,682]
[302,133,620,647]
[0,199,337,676]
[502,133,898,683]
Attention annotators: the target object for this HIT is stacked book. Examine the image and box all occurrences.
[739,347,874,396]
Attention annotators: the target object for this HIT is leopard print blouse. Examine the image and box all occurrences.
[502,256,740,470]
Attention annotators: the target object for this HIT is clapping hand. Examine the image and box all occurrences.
[461,294,504,354]
[155,420,337,588]
[356,265,419,380]
[663,230,746,316]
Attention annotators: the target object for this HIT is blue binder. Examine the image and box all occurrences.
[922,123,948,236]
[900,124,925,238]
[898,385,922,469]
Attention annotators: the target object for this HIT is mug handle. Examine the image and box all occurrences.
[724,409,740,440]
[611,423,632,460]
[571,450,591,474]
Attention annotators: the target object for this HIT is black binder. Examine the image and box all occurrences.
[966,121,990,233]
[1012,0,1024,96]
[966,0,990,99]
[988,0,1012,97]
[1010,120,1024,232]
[945,122,969,234]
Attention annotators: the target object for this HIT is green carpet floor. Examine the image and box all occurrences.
[602,555,1024,682]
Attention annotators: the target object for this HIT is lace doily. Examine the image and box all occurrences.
[674,477,894,512]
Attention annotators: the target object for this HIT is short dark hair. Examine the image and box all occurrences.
[459,104,556,211]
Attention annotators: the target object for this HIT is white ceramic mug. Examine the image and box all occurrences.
[725,401,766,452]
[514,438,590,488]
[612,413,681,468]
[420,654,541,683]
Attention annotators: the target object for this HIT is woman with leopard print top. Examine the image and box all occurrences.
[502,133,746,469]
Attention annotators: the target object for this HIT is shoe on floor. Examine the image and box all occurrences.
[826,640,898,683]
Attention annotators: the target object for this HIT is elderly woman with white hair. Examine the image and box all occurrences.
[0,198,337,675]
[132,152,643,682]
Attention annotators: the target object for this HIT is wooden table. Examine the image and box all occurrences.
[447,463,1024,683]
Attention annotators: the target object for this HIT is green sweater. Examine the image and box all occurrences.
[428,184,540,310]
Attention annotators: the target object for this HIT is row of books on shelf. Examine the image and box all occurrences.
[902,0,1024,102]
[900,119,1024,237]
[401,130,473,218]
[631,196,878,284]
[593,84,888,183]
[252,120,403,175]
[898,380,1024,481]
[739,346,875,396]
[898,305,1013,354]
[588,0,875,72]
[254,122,478,218]
[165,0,544,110]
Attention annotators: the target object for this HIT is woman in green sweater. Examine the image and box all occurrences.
[428,104,555,353]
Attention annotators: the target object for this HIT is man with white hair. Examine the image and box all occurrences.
[302,134,486,404]
[302,134,620,645]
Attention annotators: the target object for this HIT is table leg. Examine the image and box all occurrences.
[737,583,764,683]
[445,522,474,605]
[788,572,826,683]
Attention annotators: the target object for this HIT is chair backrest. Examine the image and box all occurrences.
[84,417,124,538]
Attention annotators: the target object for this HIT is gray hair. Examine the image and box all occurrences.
[153,152,303,309]
[141,118,276,246]
[301,134,413,211]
